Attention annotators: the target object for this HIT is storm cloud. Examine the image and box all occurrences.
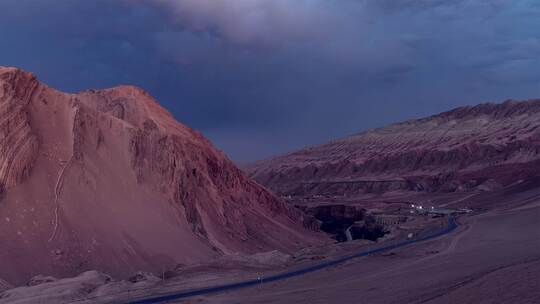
[0,0,538,161]
[144,0,339,47]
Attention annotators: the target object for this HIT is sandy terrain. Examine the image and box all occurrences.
[7,195,532,304]
[191,202,540,304]
[3,178,537,303]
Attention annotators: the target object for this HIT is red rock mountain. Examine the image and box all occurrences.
[0,67,323,285]
[249,100,540,195]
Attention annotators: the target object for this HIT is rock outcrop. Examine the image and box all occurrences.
[0,68,39,190]
[0,66,324,286]
[249,100,540,195]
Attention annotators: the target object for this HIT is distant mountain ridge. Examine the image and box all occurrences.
[249,99,540,195]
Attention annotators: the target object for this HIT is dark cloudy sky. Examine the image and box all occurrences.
[1,1,539,161]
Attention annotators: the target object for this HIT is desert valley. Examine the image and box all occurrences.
[0,67,538,303]
[1,1,539,303]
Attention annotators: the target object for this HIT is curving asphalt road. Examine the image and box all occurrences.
[131,217,458,304]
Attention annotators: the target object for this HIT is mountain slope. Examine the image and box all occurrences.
[249,100,540,195]
[0,67,323,285]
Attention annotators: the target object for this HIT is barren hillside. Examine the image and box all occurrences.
[249,100,540,195]
[0,67,324,285]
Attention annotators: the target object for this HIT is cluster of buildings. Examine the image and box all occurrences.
[409,204,473,216]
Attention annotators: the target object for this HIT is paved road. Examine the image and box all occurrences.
[131,217,458,304]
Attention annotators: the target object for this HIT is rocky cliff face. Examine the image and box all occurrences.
[249,100,540,195]
[0,68,39,190]
[0,67,324,285]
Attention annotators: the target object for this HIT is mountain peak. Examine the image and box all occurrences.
[428,99,540,122]
[0,66,325,285]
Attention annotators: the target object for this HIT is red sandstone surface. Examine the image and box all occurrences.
[0,67,324,286]
[249,100,540,195]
